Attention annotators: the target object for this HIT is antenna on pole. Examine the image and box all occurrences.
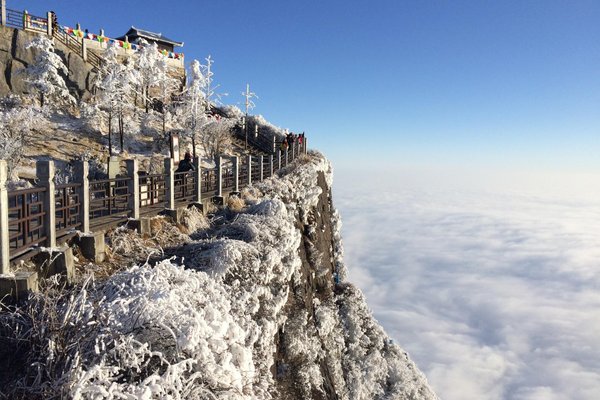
[242,83,258,150]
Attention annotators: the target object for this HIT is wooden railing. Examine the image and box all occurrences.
[174,171,197,204]
[0,139,308,268]
[5,8,24,30]
[89,177,132,223]
[55,183,82,242]
[139,173,166,216]
[7,187,47,262]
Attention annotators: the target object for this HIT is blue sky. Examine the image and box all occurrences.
[22,0,600,171]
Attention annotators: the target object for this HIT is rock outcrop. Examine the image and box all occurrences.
[0,25,96,100]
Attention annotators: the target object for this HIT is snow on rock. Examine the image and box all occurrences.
[0,151,437,399]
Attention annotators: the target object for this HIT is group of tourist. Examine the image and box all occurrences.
[280,132,304,152]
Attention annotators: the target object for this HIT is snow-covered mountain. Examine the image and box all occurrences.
[0,152,437,399]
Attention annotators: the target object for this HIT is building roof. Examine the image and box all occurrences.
[115,26,184,47]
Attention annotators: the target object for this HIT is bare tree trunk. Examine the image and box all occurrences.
[119,113,124,152]
[192,135,196,159]
[108,111,113,157]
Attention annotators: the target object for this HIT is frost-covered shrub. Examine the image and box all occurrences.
[178,206,209,234]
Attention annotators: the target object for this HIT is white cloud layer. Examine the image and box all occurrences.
[333,167,600,400]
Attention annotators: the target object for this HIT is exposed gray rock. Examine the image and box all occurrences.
[0,50,11,96]
[0,26,13,53]
[9,59,28,95]
[66,52,87,96]
[12,29,35,65]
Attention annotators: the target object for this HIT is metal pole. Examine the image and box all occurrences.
[0,160,10,274]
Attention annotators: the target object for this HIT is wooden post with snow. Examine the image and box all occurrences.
[36,160,56,248]
[269,154,274,178]
[73,160,90,233]
[277,150,281,171]
[233,156,240,193]
[81,38,87,61]
[1,1,7,27]
[247,154,252,185]
[164,158,175,210]
[46,11,52,36]
[216,155,223,198]
[0,160,10,274]
[259,155,264,181]
[284,148,289,167]
[126,160,139,220]
[194,157,201,202]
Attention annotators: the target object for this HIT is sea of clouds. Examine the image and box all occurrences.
[333,167,600,400]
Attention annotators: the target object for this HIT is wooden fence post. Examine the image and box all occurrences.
[1,0,7,27]
[36,160,56,248]
[194,157,201,203]
[233,156,239,193]
[247,154,252,185]
[259,155,264,181]
[73,160,90,233]
[126,159,139,219]
[82,38,87,61]
[164,158,175,210]
[0,160,10,274]
[46,11,52,36]
[269,154,274,177]
[277,150,281,171]
[216,155,223,197]
[284,148,289,167]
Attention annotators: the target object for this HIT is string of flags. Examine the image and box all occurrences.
[59,25,184,60]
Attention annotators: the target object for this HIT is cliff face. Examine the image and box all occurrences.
[0,153,437,399]
[0,25,96,100]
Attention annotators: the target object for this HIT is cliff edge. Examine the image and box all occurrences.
[0,152,437,400]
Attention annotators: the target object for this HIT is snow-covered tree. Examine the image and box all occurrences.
[198,117,234,160]
[135,41,181,157]
[180,59,209,158]
[23,35,75,108]
[135,41,164,113]
[96,44,138,155]
[0,97,40,179]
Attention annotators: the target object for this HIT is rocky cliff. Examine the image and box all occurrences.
[0,152,437,399]
[0,25,96,100]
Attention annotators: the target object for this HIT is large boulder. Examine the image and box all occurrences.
[0,51,11,96]
[12,29,35,65]
[0,26,14,54]
[67,51,87,95]
[9,59,29,96]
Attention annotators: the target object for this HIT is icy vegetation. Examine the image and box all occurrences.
[0,153,436,399]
